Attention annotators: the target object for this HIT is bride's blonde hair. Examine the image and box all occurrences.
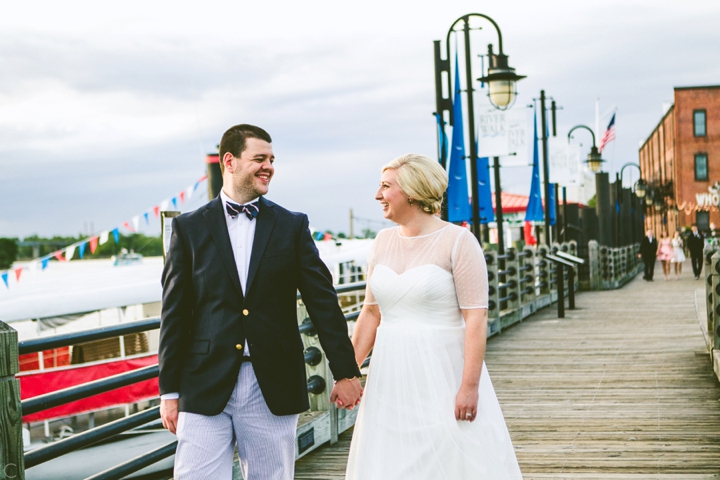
[382,154,447,215]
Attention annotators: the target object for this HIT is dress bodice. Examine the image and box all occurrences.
[364,225,488,327]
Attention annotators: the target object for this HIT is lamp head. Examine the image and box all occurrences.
[634,179,647,198]
[477,45,526,111]
[585,146,605,173]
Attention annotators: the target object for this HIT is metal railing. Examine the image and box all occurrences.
[0,242,579,479]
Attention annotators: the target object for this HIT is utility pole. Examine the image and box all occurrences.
[349,209,354,239]
[540,90,551,245]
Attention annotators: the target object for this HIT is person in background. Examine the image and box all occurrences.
[656,230,674,281]
[640,229,658,281]
[670,230,685,280]
[687,225,705,280]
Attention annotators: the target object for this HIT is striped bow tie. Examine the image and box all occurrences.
[226,201,259,220]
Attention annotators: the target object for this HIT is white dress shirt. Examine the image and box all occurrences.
[161,191,258,401]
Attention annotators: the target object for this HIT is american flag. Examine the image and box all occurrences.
[598,113,616,153]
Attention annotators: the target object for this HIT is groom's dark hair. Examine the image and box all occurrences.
[219,124,272,174]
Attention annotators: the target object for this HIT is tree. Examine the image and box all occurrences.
[0,238,18,269]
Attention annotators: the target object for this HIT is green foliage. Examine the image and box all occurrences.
[361,228,377,239]
[0,238,19,269]
[17,233,164,260]
[587,195,597,208]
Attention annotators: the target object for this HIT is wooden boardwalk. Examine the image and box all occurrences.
[295,264,720,479]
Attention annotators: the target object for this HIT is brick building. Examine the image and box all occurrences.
[639,85,720,235]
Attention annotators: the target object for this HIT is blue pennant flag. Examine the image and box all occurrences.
[78,242,87,259]
[447,54,472,223]
[435,112,448,166]
[41,258,49,270]
[548,183,557,226]
[1,272,8,288]
[171,197,178,209]
[477,156,494,224]
[525,108,544,222]
[144,212,150,225]
[112,228,120,244]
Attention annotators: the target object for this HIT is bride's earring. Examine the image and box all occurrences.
[408,198,414,205]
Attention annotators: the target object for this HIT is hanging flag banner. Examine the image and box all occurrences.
[548,137,582,186]
[475,98,533,167]
[3,174,208,289]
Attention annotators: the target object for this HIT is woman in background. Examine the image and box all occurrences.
[671,230,686,280]
[657,230,674,281]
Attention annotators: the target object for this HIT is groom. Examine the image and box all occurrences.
[159,124,363,479]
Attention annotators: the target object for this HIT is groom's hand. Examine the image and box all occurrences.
[330,378,363,410]
[161,399,179,434]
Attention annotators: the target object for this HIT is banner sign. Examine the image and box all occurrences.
[476,103,533,167]
[548,138,582,186]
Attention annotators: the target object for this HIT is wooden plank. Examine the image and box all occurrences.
[293,264,720,477]
[0,321,23,480]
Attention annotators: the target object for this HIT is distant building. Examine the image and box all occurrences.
[639,85,720,234]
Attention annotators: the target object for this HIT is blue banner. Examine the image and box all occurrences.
[525,108,544,222]
[477,157,494,224]
[447,54,471,223]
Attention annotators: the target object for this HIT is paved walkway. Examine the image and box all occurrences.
[295,262,720,479]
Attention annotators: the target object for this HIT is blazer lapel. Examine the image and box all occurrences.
[202,197,244,297]
[246,197,278,295]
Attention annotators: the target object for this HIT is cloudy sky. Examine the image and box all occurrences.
[2,0,719,239]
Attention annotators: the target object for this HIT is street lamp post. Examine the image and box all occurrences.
[433,14,525,243]
[568,125,605,173]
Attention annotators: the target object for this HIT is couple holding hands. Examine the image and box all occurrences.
[159,124,522,479]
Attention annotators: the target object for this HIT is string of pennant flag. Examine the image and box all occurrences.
[1,174,208,289]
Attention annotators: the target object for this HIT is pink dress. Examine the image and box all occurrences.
[657,238,674,261]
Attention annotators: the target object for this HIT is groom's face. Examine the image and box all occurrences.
[225,138,275,202]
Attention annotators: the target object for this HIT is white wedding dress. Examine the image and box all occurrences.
[345,224,522,479]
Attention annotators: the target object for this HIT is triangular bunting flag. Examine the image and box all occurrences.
[123,221,136,232]
[193,181,200,192]
[41,258,49,270]
[78,242,87,259]
[160,200,170,211]
[54,251,66,262]
[171,197,177,209]
[1,272,8,288]
[66,245,76,261]
[99,231,109,245]
[28,261,38,273]
[186,185,194,201]
[153,206,160,218]
[199,174,207,182]
[89,236,99,253]
[143,212,149,225]
[131,215,140,232]
[112,228,120,243]
[14,267,22,282]
[179,191,186,204]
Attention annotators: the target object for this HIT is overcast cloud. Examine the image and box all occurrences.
[2,0,720,238]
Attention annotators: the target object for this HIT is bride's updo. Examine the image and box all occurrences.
[383,154,448,215]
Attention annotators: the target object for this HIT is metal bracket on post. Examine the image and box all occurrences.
[0,321,24,480]
[485,250,501,336]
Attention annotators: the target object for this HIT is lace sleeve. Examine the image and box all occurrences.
[451,229,489,309]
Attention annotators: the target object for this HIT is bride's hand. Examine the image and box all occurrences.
[455,384,478,422]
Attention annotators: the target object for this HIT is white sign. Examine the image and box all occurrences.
[548,137,582,186]
[475,96,533,167]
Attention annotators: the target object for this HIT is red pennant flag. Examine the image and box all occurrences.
[179,191,186,204]
[523,221,537,246]
[89,236,99,254]
[123,221,136,232]
[54,251,66,262]
[323,233,333,241]
[15,267,22,282]
[153,206,160,218]
[199,174,208,182]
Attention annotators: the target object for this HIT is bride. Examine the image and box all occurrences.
[344,154,522,479]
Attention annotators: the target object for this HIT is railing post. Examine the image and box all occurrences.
[537,245,550,297]
[588,240,600,291]
[711,253,720,352]
[505,248,521,312]
[485,251,501,336]
[520,246,536,308]
[705,245,720,336]
[0,321,24,480]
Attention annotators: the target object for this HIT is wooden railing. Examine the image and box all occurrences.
[0,243,579,479]
[701,245,720,383]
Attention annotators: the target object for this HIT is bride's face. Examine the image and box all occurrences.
[376,169,411,222]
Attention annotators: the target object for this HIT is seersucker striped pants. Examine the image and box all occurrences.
[174,362,299,480]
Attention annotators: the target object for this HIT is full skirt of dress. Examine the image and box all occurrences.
[345,321,522,479]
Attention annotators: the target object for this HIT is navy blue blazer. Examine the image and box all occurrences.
[159,196,360,416]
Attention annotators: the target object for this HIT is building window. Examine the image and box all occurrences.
[697,211,710,232]
[695,153,708,181]
[694,110,707,136]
